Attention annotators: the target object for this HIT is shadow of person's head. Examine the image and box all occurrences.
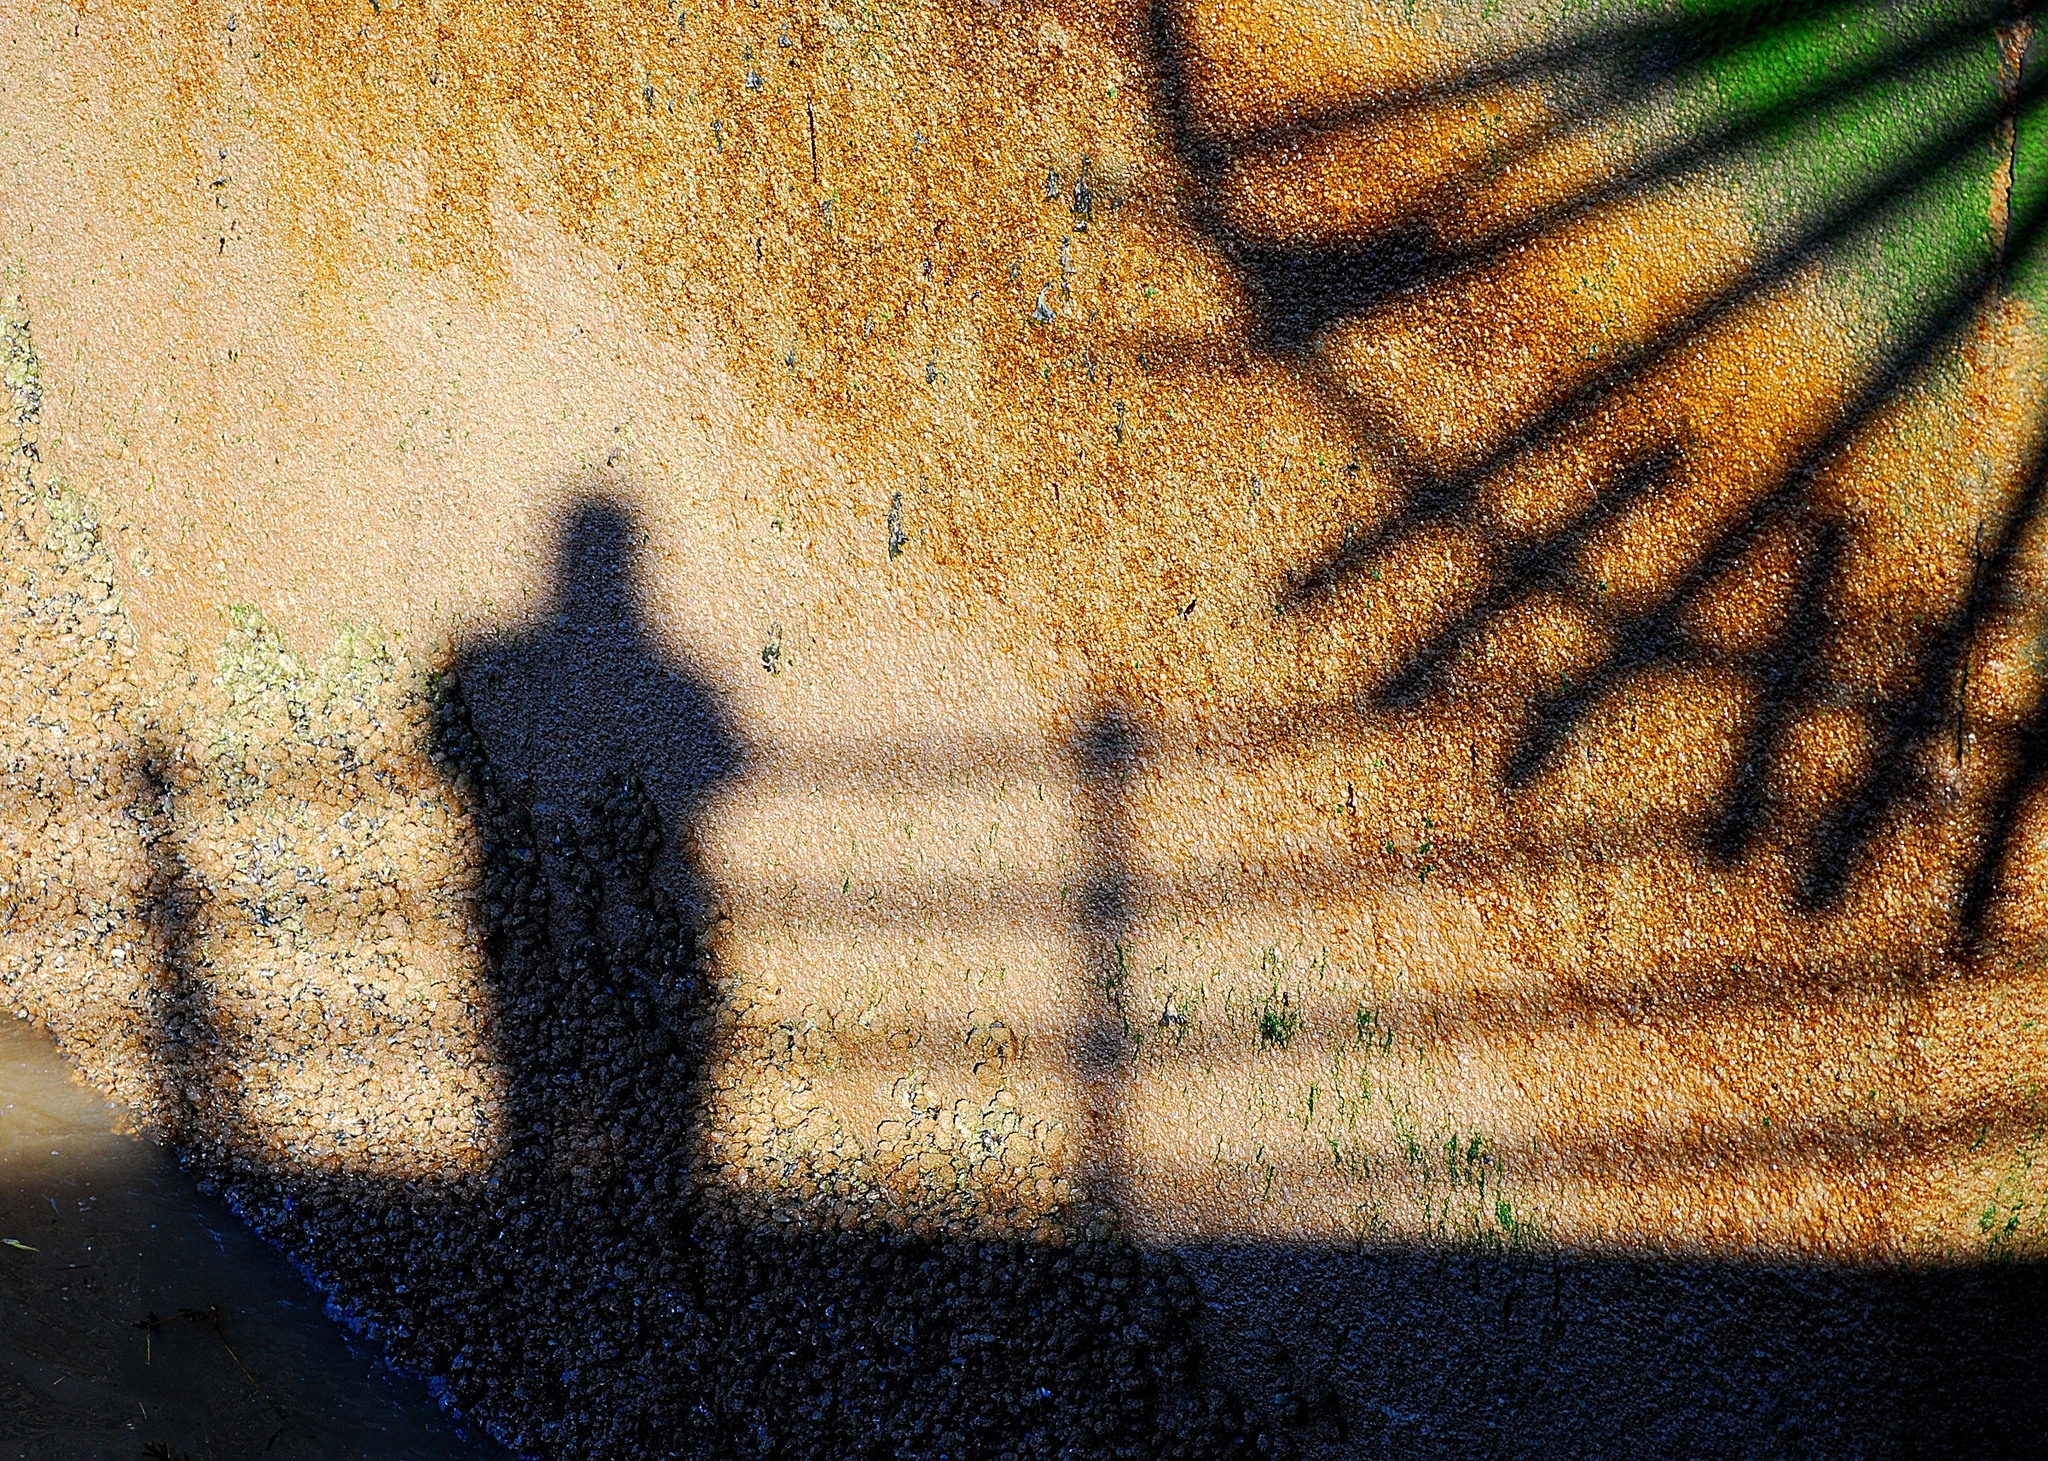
[550,494,643,631]
[454,487,746,861]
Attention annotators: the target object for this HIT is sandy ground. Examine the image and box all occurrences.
[4,0,2048,1455]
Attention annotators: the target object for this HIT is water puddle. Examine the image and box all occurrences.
[0,1015,505,1461]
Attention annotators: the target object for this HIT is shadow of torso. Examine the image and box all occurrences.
[309,494,1267,1460]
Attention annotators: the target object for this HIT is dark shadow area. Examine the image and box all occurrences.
[169,493,2043,1458]
[1145,0,2048,931]
[1184,1242,2048,1458]
[205,495,1290,1460]
[0,1012,501,1460]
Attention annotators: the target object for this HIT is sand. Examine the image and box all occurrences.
[5,1,2048,1454]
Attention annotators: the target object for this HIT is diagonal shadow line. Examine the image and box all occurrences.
[1322,9,1998,301]
[1260,74,2048,820]
[1192,0,2001,309]
[1502,603,1696,790]
[1145,4,2036,659]
[1707,519,1847,862]
[1158,0,1968,165]
[1809,419,2048,908]
[1260,63,2046,618]
[1500,192,2047,797]
[1495,482,1822,791]
[1370,443,1681,712]
[1962,689,2048,946]
[1349,165,2040,764]
[1158,0,2020,369]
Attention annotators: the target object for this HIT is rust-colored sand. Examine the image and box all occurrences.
[4,0,2047,1304]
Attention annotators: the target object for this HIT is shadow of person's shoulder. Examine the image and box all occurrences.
[438,491,748,819]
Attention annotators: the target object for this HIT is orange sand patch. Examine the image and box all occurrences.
[4,0,2048,1263]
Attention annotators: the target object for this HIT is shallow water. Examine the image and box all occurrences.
[0,1015,506,1461]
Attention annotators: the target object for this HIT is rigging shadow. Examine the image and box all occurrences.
[1066,1,2048,1452]
[1142,0,2048,933]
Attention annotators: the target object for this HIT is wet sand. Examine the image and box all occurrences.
[0,1014,504,1461]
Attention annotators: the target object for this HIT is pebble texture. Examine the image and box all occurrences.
[6,1,2048,1456]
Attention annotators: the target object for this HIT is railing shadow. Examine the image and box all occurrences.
[206,496,1275,1459]
[164,484,2040,1458]
[46,3,2048,1455]
[1144,0,2048,935]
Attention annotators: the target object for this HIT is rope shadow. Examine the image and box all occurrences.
[1145,0,2048,923]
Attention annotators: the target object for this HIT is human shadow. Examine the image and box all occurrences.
[445,495,745,840]
[377,495,2048,1460]
[226,493,1288,1460]
[115,468,2048,1455]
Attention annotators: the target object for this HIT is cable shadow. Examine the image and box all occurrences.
[1144,0,2048,925]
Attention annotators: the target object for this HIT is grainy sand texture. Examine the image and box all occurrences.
[5,0,2048,1455]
